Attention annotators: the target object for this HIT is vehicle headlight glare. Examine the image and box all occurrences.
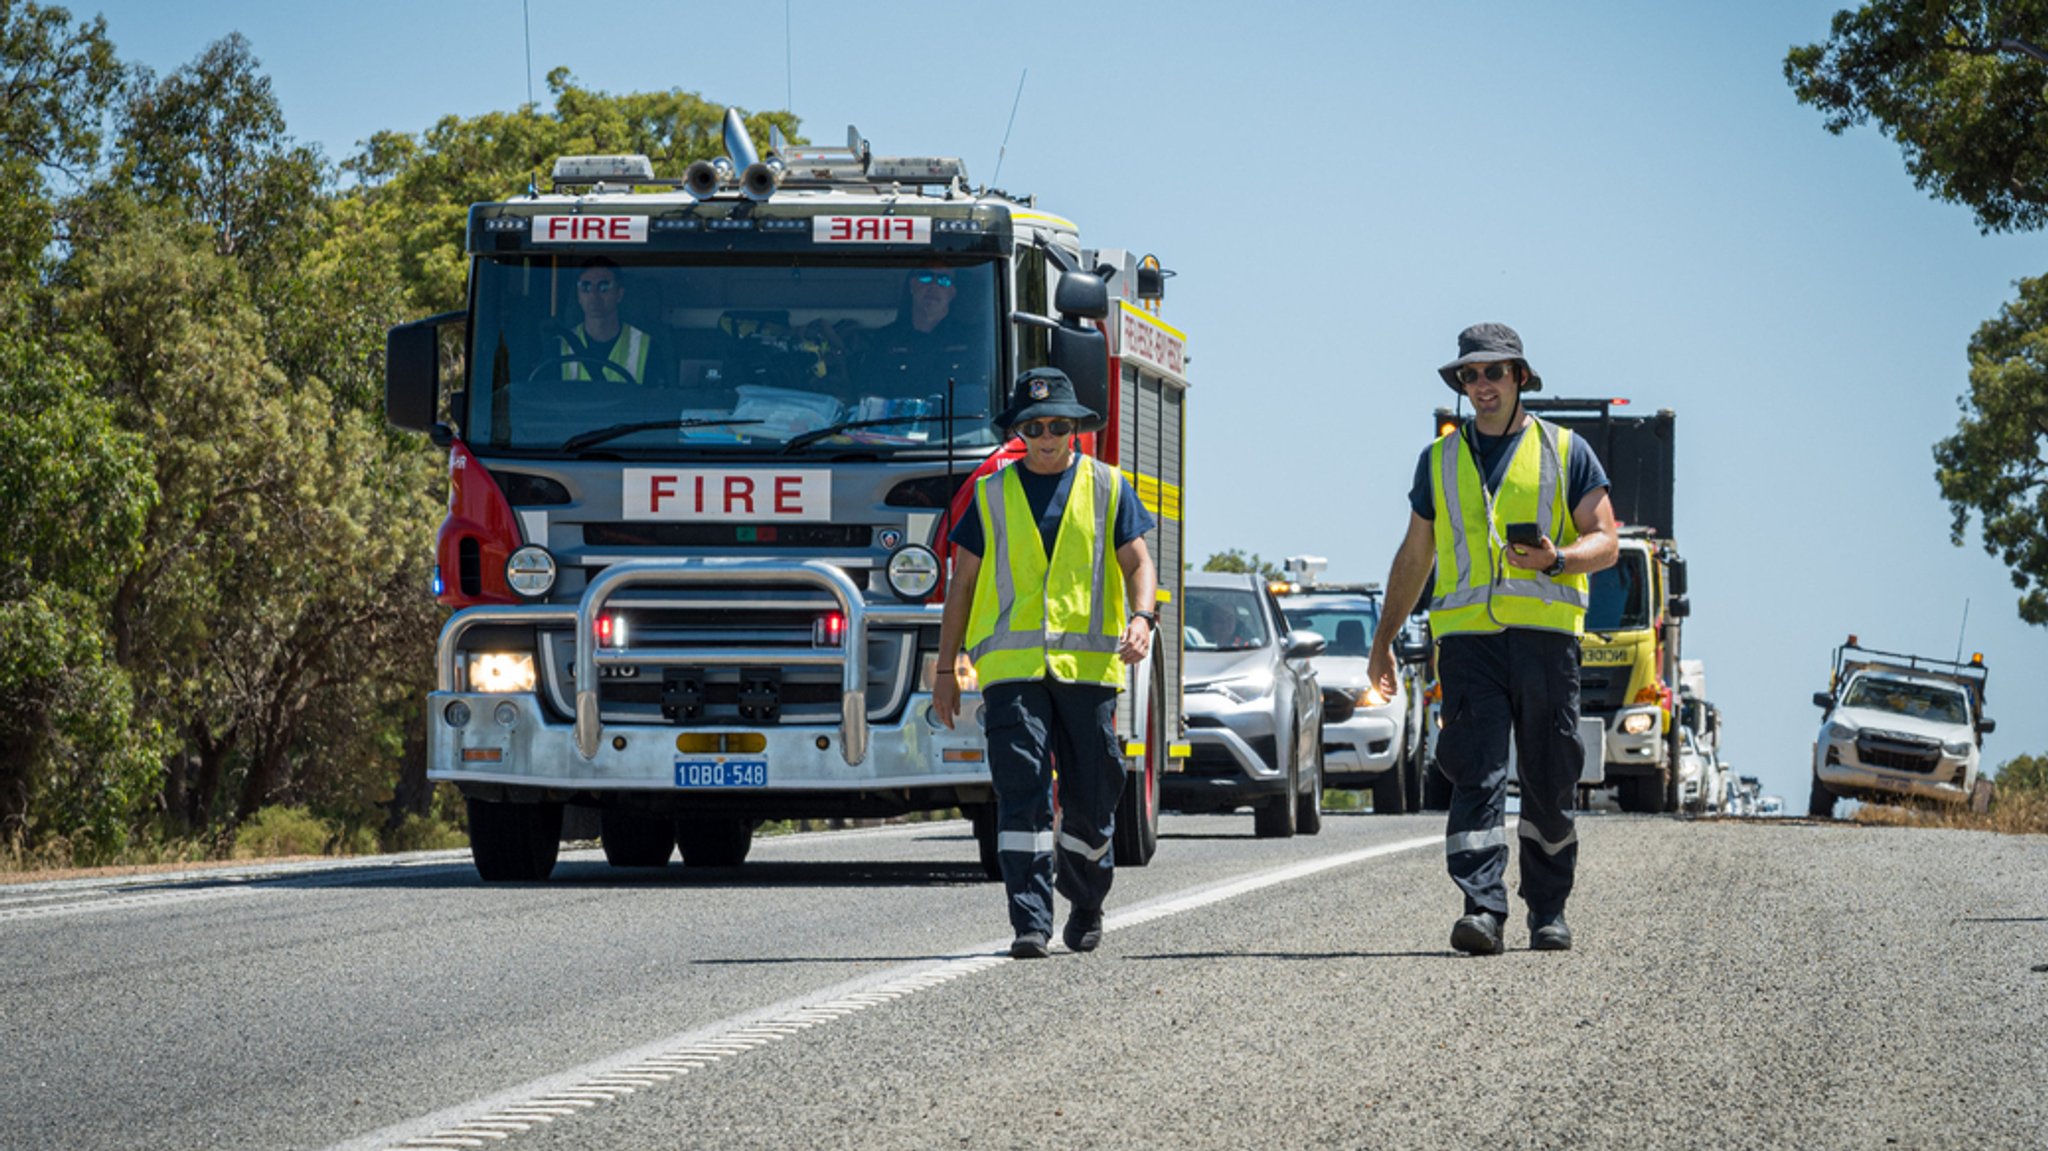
[468,651,537,693]
[1621,711,1656,735]
[886,544,940,599]
[1211,675,1274,705]
[506,546,557,598]
[1941,738,1972,758]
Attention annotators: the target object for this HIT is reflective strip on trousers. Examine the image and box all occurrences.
[1446,826,1508,855]
[1058,828,1111,862]
[999,830,1054,854]
[1518,819,1579,856]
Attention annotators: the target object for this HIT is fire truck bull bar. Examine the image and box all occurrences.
[435,559,937,768]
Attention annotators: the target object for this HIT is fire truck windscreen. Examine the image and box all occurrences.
[464,259,1001,454]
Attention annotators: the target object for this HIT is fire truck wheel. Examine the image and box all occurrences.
[1254,743,1300,839]
[599,809,676,868]
[1296,729,1325,835]
[967,804,1002,881]
[466,797,562,882]
[677,817,753,868]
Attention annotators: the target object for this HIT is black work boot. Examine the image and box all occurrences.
[1062,907,1104,953]
[1529,910,1573,951]
[1010,931,1050,959]
[1450,910,1505,956]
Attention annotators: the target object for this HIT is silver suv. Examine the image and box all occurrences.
[1167,572,1326,837]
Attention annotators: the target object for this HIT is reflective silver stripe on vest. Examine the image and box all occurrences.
[1535,418,1562,541]
[1083,459,1113,639]
[999,829,1054,854]
[1492,577,1590,609]
[1446,826,1508,855]
[1518,819,1578,856]
[1439,432,1472,597]
[973,473,1019,660]
[623,326,645,376]
[1046,631,1122,654]
[1057,828,1111,862]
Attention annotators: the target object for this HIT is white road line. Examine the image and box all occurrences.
[322,831,1443,1151]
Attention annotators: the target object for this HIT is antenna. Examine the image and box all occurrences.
[522,0,535,109]
[1954,597,1971,664]
[990,69,1028,188]
[785,0,793,112]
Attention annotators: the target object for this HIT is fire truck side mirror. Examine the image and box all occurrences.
[1054,271,1109,321]
[1666,594,1690,619]
[1050,324,1108,422]
[385,310,464,434]
[1666,555,1689,597]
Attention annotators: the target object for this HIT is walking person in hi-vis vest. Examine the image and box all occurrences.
[934,368,1159,959]
[1368,324,1618,956]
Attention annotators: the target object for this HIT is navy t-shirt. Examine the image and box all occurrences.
[1408,420,1610,522]
[949,460,1157,559]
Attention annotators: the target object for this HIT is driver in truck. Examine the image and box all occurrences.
[560,258,667,386]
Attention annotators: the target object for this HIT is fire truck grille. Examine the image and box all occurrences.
[1856,731,1941,774]
[584,523,874,549]
[1578,670,1629,717]
[535,600,918,726]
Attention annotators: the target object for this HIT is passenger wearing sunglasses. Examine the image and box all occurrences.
[1365,323,1617,957]
[933,368,1158,959]
[854,265,981,396]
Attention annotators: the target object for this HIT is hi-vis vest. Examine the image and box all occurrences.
[964,456,1128,690]
[1428,416,1591,638]
[560,324,649,383]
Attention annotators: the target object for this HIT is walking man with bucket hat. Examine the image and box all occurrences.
[1368,324,1618,954]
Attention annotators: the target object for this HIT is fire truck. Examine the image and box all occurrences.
[385,110,1190,881]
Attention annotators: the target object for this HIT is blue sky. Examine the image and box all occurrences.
[85,1,2048,808]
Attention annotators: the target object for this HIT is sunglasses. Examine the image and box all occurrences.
[1017,419,1075,439]
[1455,363,1515,386]
[914,272,955,288]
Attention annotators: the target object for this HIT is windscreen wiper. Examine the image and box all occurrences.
[560,417,763,452]
[779,416,942,454]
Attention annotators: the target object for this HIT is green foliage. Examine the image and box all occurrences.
[1994,753,2048,795]
[1202,549,1285,581]
[232,804,341,858]
[1933,276,2048,623]
[0,2,120,300]
[1785,3,2048,234]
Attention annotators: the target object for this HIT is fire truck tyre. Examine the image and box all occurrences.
[599,809,676,868]
[1296,731,1325,836]
[466,797,562,882]
[1254,744,1300,839]
[677,817,753,868]
[967,804,1003,881]
[1807,773,1837,820]
[1616,772,1666,814]
[1422,754,1452,811]
[1112,765,1161,867]
[1371,757,1410,815]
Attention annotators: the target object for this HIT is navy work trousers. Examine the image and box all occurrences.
[982,679,1122,937]
[1434,629,1582,919]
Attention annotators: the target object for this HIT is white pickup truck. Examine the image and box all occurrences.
[1808,638,1994,818]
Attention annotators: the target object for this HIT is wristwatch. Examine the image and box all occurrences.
[1544,553,1568,578]
[1130,610,1159,631]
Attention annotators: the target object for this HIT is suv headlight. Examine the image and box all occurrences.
[468,652,537,693]
[1203,674,1274,705]
[1941,738,1973,757]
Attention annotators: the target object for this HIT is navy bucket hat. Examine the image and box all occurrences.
[994,368,1105,433]
[1438,323,1543,394]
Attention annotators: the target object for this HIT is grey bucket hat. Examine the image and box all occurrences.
[1437,322,1543,394]
[994,368,1106,433]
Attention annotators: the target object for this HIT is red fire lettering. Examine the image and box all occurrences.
[888,218,912,241]
[774,475,802,515]
[545,217,568,241]
[607,217,630,240]
[829,218,852,241]
[724,475,755,514]
[856,217,881,240]
[649,474,678,512]
[694,475,706,512]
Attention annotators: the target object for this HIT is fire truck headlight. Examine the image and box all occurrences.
[505,546,557,598]
[468,652,537,693]
[1621,711,1656,735]
[886,544,940,599]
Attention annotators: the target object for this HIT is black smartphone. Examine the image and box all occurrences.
[1505,522,1542,546]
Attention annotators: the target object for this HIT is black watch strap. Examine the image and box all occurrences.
[1131,610,1159,631]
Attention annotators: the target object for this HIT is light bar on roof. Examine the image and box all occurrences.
[552,154,656,183]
